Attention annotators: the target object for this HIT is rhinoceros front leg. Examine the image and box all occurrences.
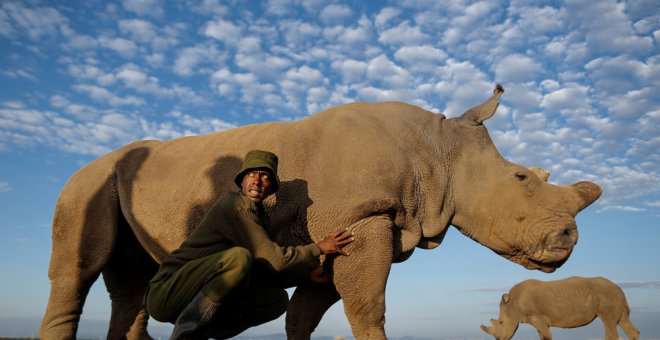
[333,215,394,339]
[528,317,552,340]
[285,283,341,339]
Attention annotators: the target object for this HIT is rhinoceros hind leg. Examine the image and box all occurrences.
[102,217,158,340]
[40,273,101,340]
[601,319,620,340]
[285,284,340,339]
[40,174,119,339]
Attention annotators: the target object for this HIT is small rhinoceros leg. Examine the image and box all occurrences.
[528,317,552,340]
[285,284,341,339]
[333,215,394,340]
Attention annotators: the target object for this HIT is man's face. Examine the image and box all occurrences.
[241,168,274,204]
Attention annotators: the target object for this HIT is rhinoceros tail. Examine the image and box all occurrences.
[619,298,640,340]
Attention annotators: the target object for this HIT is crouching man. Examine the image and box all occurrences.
[145,150,354,339]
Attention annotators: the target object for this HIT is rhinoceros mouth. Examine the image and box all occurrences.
[528,257,568,273]
[506,248,572,273]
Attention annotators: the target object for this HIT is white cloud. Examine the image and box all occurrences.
[279,66,327,110]
[585,56,650,94]
[73,84,145,107]
[494,54,543,83]
[606,87,658,120]
[264,0,295,16]
[1,68,38,82]
[378,20,430,46]
[50,95,98,122]
[305,86,331,114]
[191,0,229,16]
[67,63,116,86]
[98,36,139,58]
[279,20,321,46]
[394,45,448,70]
[319,4,353,23]
[118,19,156,42]
[211,68,279,106]
[174,44,225,76]
[0,181,11,193]
[0,2,68,40]
[565,0,654,56]
[234,51,292,78]
[0,100,233,156]
[366,54,413,88]
[331,59,368,84]
[323,22,371,46]
[352,86,419,104]
[539,84,590,113]
[440,1,502,48]
[374,7,401,30]
[62,33,99,50]
[600,205,646,212]
[432,59,493,117]
[515,5,563,35]
[204,19,244,46]
[121,0,164,17]
[503,83,543,113]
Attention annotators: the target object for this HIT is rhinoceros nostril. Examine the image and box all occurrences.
[559,226,578,246]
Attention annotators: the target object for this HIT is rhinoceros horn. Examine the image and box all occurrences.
[461,84,505,124]
[572,181,603,212]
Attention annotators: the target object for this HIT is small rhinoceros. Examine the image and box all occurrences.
[481,276,640,340]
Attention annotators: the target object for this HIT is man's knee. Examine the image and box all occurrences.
[202,247,253,302]
[218,247,252,278]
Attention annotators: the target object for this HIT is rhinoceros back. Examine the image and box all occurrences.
[92,101,444,260]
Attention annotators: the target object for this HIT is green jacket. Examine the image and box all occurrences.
[151,191,321,283]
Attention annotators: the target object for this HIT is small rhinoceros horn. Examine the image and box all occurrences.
[461,84,505,124]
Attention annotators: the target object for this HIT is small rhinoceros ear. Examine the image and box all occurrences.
[502,293,510,303]
[460,84,504,124]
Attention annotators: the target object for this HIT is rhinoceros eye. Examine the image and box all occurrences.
[515,172,528,181]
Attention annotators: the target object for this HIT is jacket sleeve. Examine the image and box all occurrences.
[227,205,322,273]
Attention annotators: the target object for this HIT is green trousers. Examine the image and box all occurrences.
[145,247,288,333]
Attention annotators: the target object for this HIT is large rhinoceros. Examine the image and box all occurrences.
[39,85,602,340]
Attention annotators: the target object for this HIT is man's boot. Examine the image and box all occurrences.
[170,291,220,340]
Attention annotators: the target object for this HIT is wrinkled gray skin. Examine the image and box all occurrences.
[40,86,602,340]
[481,277,640,340]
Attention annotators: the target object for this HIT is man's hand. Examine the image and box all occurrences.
[316,228,354,256]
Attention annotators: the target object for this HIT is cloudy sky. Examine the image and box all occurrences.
[0,0,658,338]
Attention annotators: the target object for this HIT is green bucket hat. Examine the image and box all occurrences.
[234,149,280,192]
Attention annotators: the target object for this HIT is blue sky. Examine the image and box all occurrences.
[0,0,658,338]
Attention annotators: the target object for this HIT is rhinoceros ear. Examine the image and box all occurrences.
[460,84,504,124]
[501,293,510,303]
[529,167,550,182]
